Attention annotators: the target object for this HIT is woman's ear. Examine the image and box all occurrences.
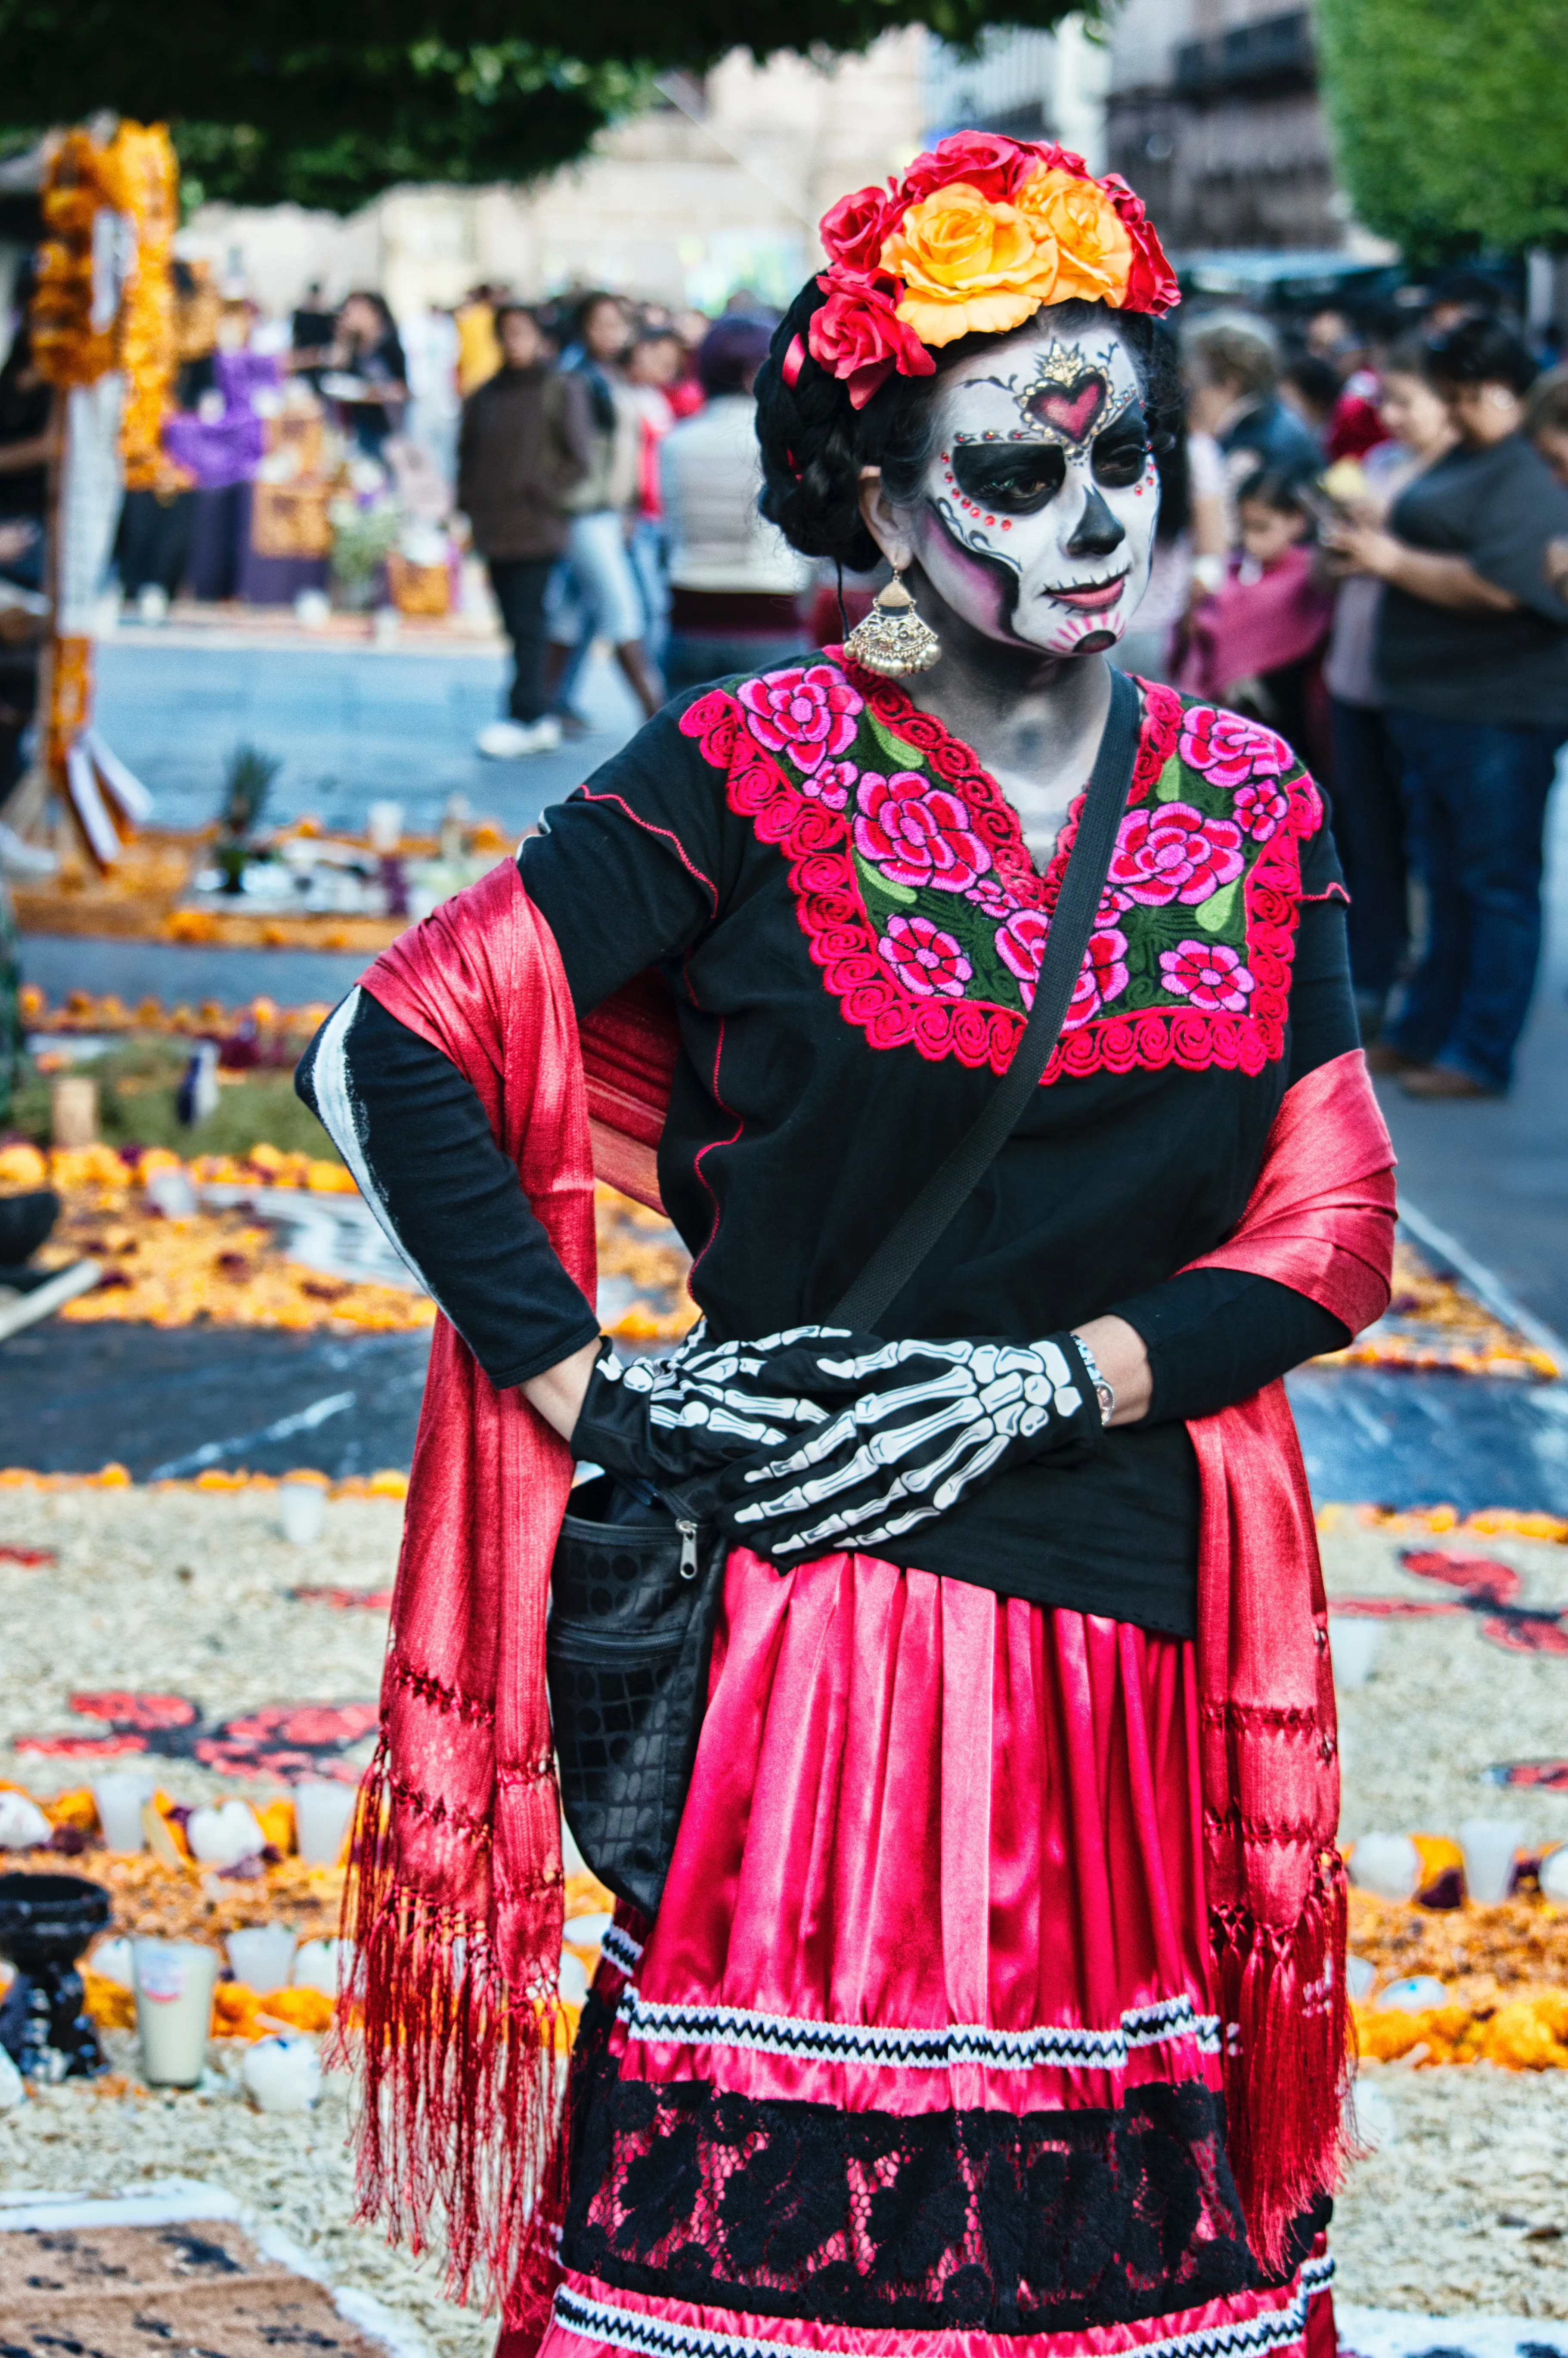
[857,467,914,572]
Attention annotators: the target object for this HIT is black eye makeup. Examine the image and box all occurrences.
[950,442,1067,513]
[1091,407,1152,489]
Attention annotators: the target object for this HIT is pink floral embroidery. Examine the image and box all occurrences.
[855,772,993,892]
[967,873,1020,918]
[804,759,857,812]
[1068,927,1131,1027]
[1159,939,1256,1013]
[1233,778,1291,843]
[878,912,972,998]
[737,664,863,777]
[1108,801,1244,906]
[1178,706,1291,793]
[996,910,1129,1020]
[995,908,1050,1001]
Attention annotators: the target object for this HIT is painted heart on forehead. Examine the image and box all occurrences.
[1026,371,1106,444]
[910,314,1161,659]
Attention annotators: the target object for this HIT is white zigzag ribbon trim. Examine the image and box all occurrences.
[616,1987,1222,2071]
[554,2256,1332,2358]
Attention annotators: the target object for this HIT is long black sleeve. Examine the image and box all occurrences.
[296,986,599,1389]
[1108,892,1360,1420]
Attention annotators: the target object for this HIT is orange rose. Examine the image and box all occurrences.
[881,181,1060,345]
[1015,168,1133,305]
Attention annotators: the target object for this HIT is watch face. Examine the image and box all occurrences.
[1096,1382,1116,1424]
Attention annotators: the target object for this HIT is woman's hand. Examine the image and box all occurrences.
[1072,1314,1152,1427]
[711,1330,1107,1562]
[523,1336,602,1443]
[1323,520,1518,614]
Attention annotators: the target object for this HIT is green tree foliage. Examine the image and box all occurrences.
[1317,0,1568,260]
[0,2,1100,213]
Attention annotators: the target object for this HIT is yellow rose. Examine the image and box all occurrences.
[881,181,1060,346]
[1015,168,1133,305]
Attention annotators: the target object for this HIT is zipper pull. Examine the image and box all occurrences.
[678,1519,699,1580]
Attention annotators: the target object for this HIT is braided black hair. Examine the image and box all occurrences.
[755,281,1183,573]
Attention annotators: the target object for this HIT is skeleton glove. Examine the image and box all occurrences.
[710,1331,1105,1562]
[567,1326,846,1498]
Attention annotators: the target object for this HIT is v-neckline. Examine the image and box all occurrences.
[834,648,1150,908]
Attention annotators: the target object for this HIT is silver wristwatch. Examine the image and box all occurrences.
[1071,1332,1116,1426]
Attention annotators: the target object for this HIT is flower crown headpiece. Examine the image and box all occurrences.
[784,131,1179,412]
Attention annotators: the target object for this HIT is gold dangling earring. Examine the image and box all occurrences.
[843,563,941,678]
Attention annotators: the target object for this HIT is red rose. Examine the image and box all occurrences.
[1178,704,1290,793]
[896,131,1041,207]
[1100,174,1181,314]
[1159,939,1256,1013]
[820,182,899,271]
[809,270,935,409]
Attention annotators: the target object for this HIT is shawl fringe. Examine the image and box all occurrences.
[334,1739,568,2319]
[1212,1846,1355,2274]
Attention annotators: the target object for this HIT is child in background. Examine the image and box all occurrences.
[1179,466,1334,768]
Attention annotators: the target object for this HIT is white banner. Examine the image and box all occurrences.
[57,371,125,638]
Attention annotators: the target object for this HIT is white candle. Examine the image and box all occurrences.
[93,1773,153,1853]
[1328,1616,1381,1690]
[1459,1817,1524,1905]
[1348,1831,1422,1900]
[279,1484,327,1546]
[225,1924,298,1994]
[293,1779,356,1864]
[186,1800,266,1866]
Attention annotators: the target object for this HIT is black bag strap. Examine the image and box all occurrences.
[829,666,1140,1333]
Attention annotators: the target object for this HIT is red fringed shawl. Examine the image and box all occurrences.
[340,857,1395,2318]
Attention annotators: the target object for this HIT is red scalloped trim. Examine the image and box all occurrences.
[677,665,1311,1084]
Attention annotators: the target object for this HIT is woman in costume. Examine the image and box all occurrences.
[298,132,1394,2358]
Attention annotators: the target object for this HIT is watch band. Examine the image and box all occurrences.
[1071,1331,1116,1427]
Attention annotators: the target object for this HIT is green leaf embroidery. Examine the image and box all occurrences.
[865,710,928,774]
[1194,879,1240,935]
[1153,755,1186,803]
[854,852,919,909]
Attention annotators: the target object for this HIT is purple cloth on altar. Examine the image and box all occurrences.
[163,351,279,490]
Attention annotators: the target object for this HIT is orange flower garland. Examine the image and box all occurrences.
[113,123,181,495]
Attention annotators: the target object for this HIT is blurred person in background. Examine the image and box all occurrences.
[1320,339,1456,1035]
[670,310,712,417]
[1186,313,1319,492]
[290,279,336,390]
[545,291,661,728]
[455,285,504,398]
[1305,307,1388,461]
[164,295,273,601]
[1180,468,1332,763]
[1279,354,1340,452]
[1116,320,1227,682]
[1329,317,1568,1097]
[459,304,592,759]
[327,291,408,459]
[626,326,685,667]
[659,314,810,694]
[1528,368,1568,490]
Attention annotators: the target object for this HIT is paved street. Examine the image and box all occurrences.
[93,630,644,837]
[9,639,1567,1507]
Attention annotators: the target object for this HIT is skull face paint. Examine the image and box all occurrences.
[911,325,1160,657]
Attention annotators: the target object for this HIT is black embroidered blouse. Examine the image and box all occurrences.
[299,659,1357,1636]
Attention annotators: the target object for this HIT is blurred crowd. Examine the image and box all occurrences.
[2,257,1567,1103]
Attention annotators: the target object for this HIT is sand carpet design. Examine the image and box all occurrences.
[0,2191,406,2355]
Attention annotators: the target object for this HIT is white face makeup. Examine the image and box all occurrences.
[909,324,1160,657]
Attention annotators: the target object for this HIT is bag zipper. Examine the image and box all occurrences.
[677,1519,699,1580]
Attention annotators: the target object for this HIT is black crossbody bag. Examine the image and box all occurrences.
[547,670,1140,1914]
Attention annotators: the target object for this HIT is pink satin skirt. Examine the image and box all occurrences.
[534,1547,1332,2358]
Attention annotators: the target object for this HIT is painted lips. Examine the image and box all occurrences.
[1045,573,1129,612]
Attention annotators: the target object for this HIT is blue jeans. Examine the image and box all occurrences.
[1385,710,1562,1091]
